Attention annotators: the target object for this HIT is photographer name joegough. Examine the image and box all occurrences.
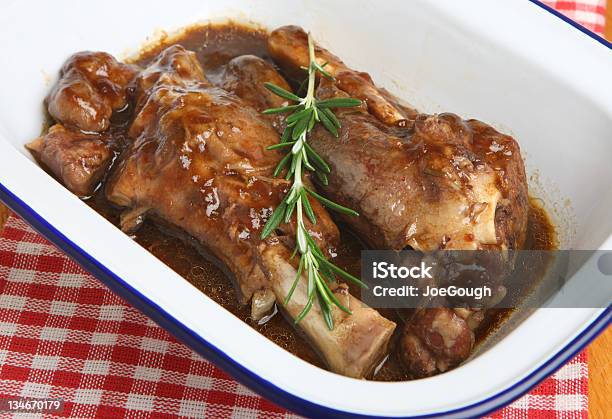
[370,261,493,300]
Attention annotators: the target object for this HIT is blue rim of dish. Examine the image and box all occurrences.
[1,179,610,419]
[1,4,611,417]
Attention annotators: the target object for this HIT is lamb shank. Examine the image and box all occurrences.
[268,26,529,377]
[103,45,396,378]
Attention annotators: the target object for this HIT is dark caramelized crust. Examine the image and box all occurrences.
[400,308,474,377]
[220,55,292,112]
[107,49,338,303]
[267,25,530,379]
[133,45,208,108]
[28,124,113,197]
[47,51,137,132]
[268,25,412,125]
[469,119,529,250]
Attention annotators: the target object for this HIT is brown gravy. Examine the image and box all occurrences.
[76,23,557,381]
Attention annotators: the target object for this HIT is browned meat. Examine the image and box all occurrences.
[312,86,528,252]
[106,47,396,378]
[269,26,415,125]
[109,80,293,301]
[31,51,135,197]
[133,45,207,107]
[47,52,137,132]
[218,54,342,249]
[400,308,474,377]
[220,55,293,131]
[220,55,291,112]
[268,26,529,377]
[269,29,528,252]
[27,124,113,197]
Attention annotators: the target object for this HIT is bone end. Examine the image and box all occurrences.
[263,246,396,378]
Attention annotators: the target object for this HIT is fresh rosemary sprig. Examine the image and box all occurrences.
[260,32,366,330]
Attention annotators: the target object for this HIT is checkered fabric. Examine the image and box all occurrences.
[541,0,607,34]
[0,216,298,418]
[0,214,590,419]
[0,2,605,417]
[0,219,591,418]
[487,353,588,419]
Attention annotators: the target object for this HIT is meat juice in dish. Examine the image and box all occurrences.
[27,23,556,381]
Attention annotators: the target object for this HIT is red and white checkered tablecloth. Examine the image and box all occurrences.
[0,2,606,417]
[0,218,589,419]
[0,216,295,418]
[542,0,607,33]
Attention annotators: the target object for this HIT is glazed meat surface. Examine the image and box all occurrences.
[35,51,137,196]
[27,124,113,197]
[268,25,529,377]
[105,46,396,378]
[108,70,298,302]
[312,83,528,252]
[269,26,528,254]
[268,25,414,126]
[218,54,343,248]
[220,55,292,113]
[220,55,294,133]
[112,48,339,296]
[133,45,207,109]
[47,51,137,133]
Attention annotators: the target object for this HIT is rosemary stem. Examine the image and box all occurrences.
[260,30,363,329]
[304,33,317,108]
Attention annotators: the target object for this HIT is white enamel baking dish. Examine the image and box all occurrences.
[0,0,610,417]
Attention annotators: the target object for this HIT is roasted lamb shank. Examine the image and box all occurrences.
[102,46,396,378]
[268,26,529,377]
